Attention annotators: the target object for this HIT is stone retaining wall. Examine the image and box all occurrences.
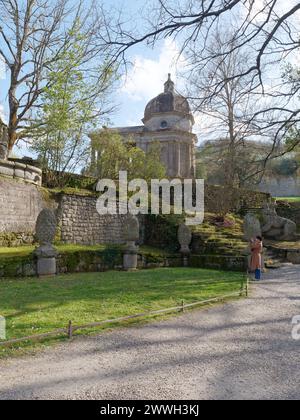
[0,177,45,246]
[258,176,300,197]
[59,194,128,245]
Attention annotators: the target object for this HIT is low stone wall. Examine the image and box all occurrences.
[266,244,300,265]
[189,254,247,272]
[0,159,42,186]
[0,249,122,278]
[0,248,182,278]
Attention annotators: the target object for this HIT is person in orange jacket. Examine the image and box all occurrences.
[250,236,263,280]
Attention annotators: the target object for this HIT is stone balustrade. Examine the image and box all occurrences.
[0,159,42,186]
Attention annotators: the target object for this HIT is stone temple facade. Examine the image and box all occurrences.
[91,75,197,178]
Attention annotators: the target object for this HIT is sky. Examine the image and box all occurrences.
[0,0,299,157]
[0,0,190,156]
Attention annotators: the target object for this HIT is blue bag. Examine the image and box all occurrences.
[255,269,261,280]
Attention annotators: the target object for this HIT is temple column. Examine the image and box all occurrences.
[175,141,181,178]
[91,145,96,167]
[168,141,174,177]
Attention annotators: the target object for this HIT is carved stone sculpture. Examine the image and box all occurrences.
[34,209,58,277]
[261,203,297,241]
[123,214,139,270]
[178,224,192,267]
[243,212,262,241]
[178,224,192,255]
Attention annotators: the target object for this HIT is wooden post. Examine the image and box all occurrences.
[68,320,73,340]
[240,279,244,297]
[181,300,184,313]
[246,277,249,298]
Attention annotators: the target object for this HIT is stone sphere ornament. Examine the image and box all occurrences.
[123,214,140,243]
[178,223,192,255]
[35,208,57,246]
[34,209,58,277]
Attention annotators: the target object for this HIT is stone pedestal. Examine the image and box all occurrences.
[34,244,58,277]
[37,257,57,277]
[123,251,138,271]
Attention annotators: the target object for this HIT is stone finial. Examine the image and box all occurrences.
[35,208,57,246]
[34,209,58,277]
[123,214,140,243]
[164,73,175,93]
[123,215,140,271]
[178,224,192,255]
[243,212,262,241]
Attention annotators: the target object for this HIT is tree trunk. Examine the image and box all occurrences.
[0,118,9,160]
[7,75,20,155]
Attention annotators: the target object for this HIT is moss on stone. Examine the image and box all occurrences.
[49,187,98,197]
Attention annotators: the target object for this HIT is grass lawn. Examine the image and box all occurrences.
[0,244,121,259]
[0,268,245,358]
[0,244,173,259]
[276,197,300,203]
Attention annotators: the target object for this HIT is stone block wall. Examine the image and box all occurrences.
[276,203,300,226]
[205,184,270,213]
[0,171,270,248]
[59,194,128,245]
[258,176,300,197]
[0,176,45,246]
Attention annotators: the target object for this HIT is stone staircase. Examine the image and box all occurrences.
[190,220,248,271]
[264,248,285,270]
[192,230,247,256]
[190,216,292,272]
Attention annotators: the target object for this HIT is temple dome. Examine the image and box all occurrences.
[143,74,192,123]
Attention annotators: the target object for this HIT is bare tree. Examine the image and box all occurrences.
[190,29,279,186]
[0,0,112,156]
[102,0,300,161]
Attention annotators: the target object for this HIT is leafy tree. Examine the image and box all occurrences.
[31,26,115,184]
[0,0,112,156]
[89,131,166,182]
[268,157,298,177]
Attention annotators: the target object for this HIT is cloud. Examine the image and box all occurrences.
[243,0,299,23]
[121,38,187,102]
[0,58,6,80]
[0,104,6,121]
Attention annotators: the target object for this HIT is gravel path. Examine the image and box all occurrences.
[1,265,300,400]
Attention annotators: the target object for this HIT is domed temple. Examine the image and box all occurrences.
[91,74,197,178]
